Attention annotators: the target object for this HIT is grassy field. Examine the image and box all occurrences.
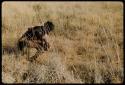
[2,1,123,84]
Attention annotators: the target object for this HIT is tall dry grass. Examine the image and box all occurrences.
[2,1,123,84]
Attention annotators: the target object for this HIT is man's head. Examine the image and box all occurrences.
[43,21,54,33]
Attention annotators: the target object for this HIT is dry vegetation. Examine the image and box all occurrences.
[2,1,123,84]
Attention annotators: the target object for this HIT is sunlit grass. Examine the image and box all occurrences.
[2,2,123,84]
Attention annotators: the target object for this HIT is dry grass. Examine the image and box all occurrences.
[2,1,123,84]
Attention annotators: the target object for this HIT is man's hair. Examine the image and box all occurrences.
[44,21,54,33]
